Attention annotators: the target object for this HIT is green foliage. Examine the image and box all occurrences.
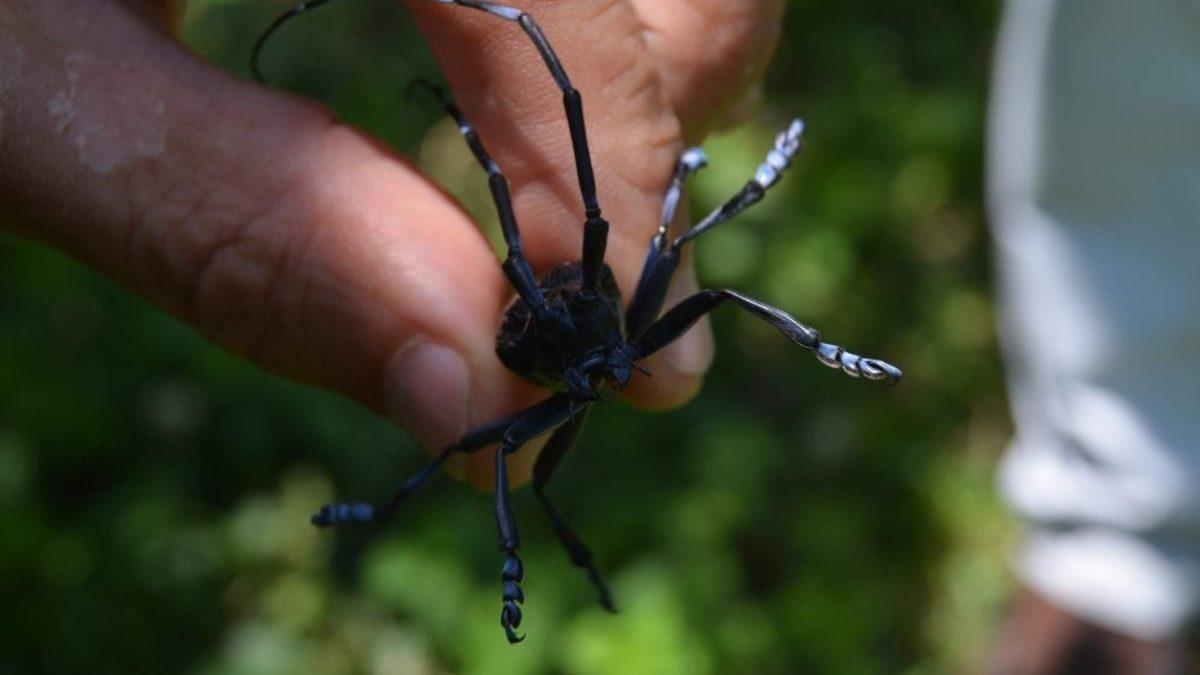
[0,0,1013,672]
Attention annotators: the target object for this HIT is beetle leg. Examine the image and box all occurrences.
[531,406,616,612]
[489,394,575,643]
[252,0,611,289]
[652,149,710,255]
[424,1,610,291]
[407,79,546,310]
[629,289,903,383]
[672,119,806,248]
[310,395,568,528]
[625,148,708,338]
[626,120,806,339]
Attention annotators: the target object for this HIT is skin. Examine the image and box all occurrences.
[984,589,1183,675]
[0,0,783,487]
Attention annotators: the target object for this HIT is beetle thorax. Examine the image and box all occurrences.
[495,262,630,398]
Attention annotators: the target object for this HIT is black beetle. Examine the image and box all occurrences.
[253,0,902,644]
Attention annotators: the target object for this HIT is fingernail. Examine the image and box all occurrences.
[384,339,471,456]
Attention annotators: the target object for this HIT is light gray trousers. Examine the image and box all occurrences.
[989,0,1200,640]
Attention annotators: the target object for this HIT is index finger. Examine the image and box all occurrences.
[405,0,714,410]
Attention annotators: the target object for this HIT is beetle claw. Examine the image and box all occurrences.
[500,551,527,643]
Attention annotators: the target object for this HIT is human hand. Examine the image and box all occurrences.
[984,588,1184,675]
[0,0,782,487]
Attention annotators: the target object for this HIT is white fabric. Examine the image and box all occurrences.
[988,0,1200,640]
[1019,528,1198,641]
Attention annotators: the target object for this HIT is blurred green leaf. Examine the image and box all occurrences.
[1,0,1011,672]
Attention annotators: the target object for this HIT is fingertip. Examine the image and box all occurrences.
[383,336,550,490]
[662,313,715,378]
[462,434,548,491]
[621,321,711,411]
[630,0,784,139]
[384,338,473,452]
[623,369,706,411]
[621,254,714,410]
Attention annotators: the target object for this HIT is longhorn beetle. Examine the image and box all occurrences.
[252,0,903,644]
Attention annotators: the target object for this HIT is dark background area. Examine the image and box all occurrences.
[0,1,1011,672]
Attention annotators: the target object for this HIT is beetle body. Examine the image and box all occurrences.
[496,262,633,399]
[255,0,902,645]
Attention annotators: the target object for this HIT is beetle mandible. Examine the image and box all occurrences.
[252,0,902,644]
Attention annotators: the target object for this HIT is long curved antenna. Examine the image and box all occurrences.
[251,0,350,83]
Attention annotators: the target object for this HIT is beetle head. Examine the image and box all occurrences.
[564,344,641,401]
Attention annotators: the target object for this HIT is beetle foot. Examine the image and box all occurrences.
[815,342,903,383]
[500,551,526,643]
[311,502,375,527]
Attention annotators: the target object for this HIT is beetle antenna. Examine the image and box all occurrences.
[251,0,351,83]
[404,77,446,105]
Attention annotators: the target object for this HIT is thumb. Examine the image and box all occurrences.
[0,1,544,485]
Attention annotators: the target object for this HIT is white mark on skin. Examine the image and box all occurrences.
[47,61,78,133]
[48,54,82,135]
[48,91,73,131]
[133,99,168,156]
[47,51,169,175]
